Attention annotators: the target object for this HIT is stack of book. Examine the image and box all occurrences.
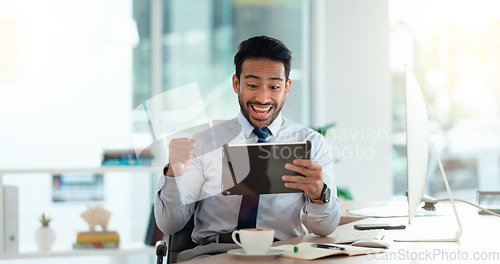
[73,231,120,249]
[101,149,153,166]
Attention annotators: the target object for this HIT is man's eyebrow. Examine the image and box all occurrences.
[243,74,283,81]
[244,74,260,79]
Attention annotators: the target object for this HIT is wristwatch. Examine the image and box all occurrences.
[309,183,331,204]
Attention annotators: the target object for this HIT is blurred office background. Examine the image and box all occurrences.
[1,0,499,263]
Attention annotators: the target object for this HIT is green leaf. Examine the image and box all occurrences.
[311,123,336,137]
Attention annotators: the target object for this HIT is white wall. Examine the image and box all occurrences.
[0,0,136,168]
[0,1,152,257]
[316,0,392,200]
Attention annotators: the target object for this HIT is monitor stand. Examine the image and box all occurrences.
[394,141,463,242]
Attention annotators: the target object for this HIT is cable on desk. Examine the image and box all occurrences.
[424,198,500,217]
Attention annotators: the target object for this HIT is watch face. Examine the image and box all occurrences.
[323,187,331,203]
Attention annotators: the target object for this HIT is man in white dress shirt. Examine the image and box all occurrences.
[155,36,341,261]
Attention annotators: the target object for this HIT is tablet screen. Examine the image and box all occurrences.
[221,141,311,195]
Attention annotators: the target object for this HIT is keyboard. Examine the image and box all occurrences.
[334,229,386,243]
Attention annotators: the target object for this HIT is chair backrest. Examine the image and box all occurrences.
[167,213,197,264]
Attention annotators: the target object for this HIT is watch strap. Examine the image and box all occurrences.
[309,183,328,204]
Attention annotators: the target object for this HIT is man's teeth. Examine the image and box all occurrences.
[253,106,271,111]
[251,105,272,116]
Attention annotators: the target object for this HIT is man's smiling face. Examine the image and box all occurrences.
[232,58,291,128]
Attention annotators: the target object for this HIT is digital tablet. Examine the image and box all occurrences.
[221,141,311,195]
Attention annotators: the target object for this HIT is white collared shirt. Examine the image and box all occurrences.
[155,112,341,242]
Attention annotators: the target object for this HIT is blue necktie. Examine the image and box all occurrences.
[253,127,271,143]
[237,127,270,229]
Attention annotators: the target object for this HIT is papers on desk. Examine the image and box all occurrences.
[277,242,384,260]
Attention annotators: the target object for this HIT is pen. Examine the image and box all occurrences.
[311,243,345,251]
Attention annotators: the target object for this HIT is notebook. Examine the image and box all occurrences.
[278,242,385,260]
[221,141,311,195]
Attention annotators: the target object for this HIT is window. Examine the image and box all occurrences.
[132,0,311,148]
[390,0,500,200]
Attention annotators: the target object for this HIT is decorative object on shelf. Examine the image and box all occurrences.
[35,213,56,250]
[74,231,120,249]
[76,205,120,250]
[81,205,111,231]
[76,231,120,243]
[72,241,119,249]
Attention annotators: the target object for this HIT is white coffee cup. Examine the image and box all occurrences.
[231,228,274,254]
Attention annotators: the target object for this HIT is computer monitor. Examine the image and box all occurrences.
[396,65,462,242]
[404,65,429,225]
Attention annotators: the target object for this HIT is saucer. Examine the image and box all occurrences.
[227,247,285,260]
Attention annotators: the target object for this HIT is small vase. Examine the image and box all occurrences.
[35,226,56,250]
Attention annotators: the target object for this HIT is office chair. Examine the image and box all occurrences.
[166,213,197,264]
[156,241,167,264]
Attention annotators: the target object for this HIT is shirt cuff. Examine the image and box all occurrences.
[305,196,338,215]
[158,174,185,193]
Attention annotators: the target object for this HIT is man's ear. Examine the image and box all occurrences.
[232,74,239,94]
[284,78,292,97]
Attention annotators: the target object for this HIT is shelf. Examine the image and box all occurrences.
[0,166,162,175]
[0,242,155,259]
[0,166,161,256]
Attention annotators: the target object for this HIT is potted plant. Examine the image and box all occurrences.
[311,123,353,200]
[35,213,56,250]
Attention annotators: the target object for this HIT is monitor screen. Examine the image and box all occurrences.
[405,65,429,224]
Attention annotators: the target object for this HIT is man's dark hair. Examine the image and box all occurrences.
[234,36,292,80]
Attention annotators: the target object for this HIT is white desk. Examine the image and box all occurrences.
[183,202,500,263]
